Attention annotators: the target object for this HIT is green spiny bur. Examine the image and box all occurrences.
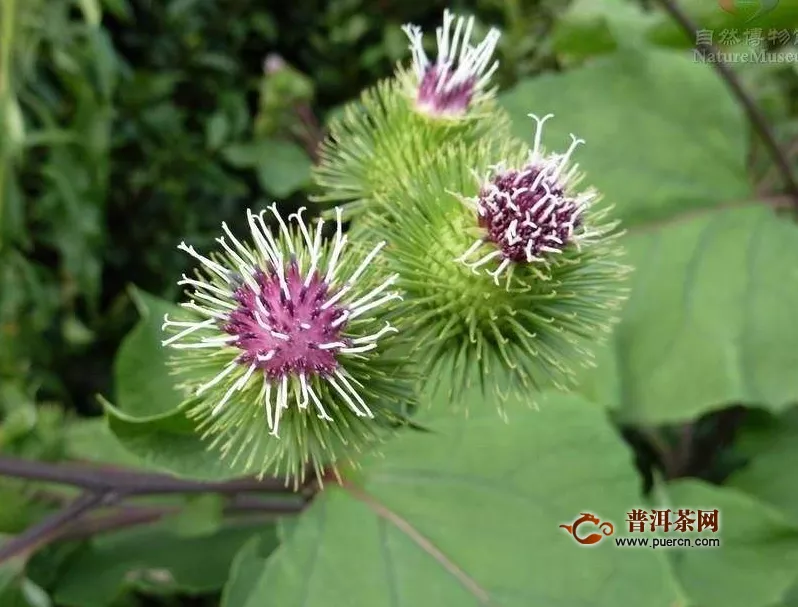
[363,120,630,411]
[163,206,416,486]
[313,9,510,219]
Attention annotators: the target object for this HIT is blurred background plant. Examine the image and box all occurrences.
[2,0,798,605]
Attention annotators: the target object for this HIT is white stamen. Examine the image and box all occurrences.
[307,384,333,420]
[193,290,237,311]
[297,373,309,409]
[196,359,238,396]
[178,275,229,298]
[552,134,585,180]
[456,238,484,262]
[304,217,324,288]
[527,113,555,160]
[326,374,365,416]
[318,341,346,350]
[347,241,386,286]
[346,274,398,310]
[270,376,289,437]
[181,302,227,320]
[212,362,256,416]
[335,371,373,418]
[254,311,270,330]
[468,250,502,271]
[351,322,397,344]
[263,381,274,432]
[348,292,402,320]
[488,258,511,285]
[324,208,346,284]
[178,243,230,283]
[222,221,257,265]
[216,235,254,279]
[340,343,378,354]
[290,207,313,252]
[331,311,350,328]
[161,317,216,346]
[269,203,295,256]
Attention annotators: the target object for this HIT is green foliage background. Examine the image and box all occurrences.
[3,0,798,605]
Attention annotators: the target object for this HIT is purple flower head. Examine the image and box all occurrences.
[163,205,402,440]
[457,114,600,284]
[402,10,500,118]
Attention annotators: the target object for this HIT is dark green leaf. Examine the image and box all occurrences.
[233,391,683,606]
[114,288,185,418]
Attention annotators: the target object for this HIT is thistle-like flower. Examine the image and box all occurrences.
[401,9,501,118]
[458,113,601,285]
[312,10,510,216]
[162,205,411,483]
[364,116,629,410]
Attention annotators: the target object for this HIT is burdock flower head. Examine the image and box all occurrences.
[458,113,600,285]
[162,205,411,483]
[365,114,629,410]
[401,9,501,118]
[312,10,510,216]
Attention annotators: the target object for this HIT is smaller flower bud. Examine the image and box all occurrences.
[401,9,501,118]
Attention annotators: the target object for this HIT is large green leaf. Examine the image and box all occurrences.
[660,480,798,607]
[585,205,798,423]
[104,401,248,481]
[551,0,655,60]
[225,391,683,607]
[648,0,798,48]
[114,288,185,418]
[727,405,798,518]
[551,0,798,55]
[221,535,277,607]
[51,522,274,607]
[500,49,750,230]
[63,417,144,468]
[501,50,798,423]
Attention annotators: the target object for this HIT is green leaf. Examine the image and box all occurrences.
[648,0,798,48]
[114,287,185,418]
[76,0,102,26]
[659,480,798,607]
[0,552,50,607]
[585,205,798,423]
[551,0,655,60]
[0,480,37,533]
[206,112,230,150]
[500,49,750,230]
[51,522,273,607]
[222,140,311,197]
[221,535,279,607]
[232,391,683,607]
[63,417,144,468]
[502,50,798,423]
[168,494,225,538]
[104,400,248,481]
[727,405,798,518]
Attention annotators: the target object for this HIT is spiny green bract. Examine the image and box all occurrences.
[312,76,510,219]
[362,139,630,413]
